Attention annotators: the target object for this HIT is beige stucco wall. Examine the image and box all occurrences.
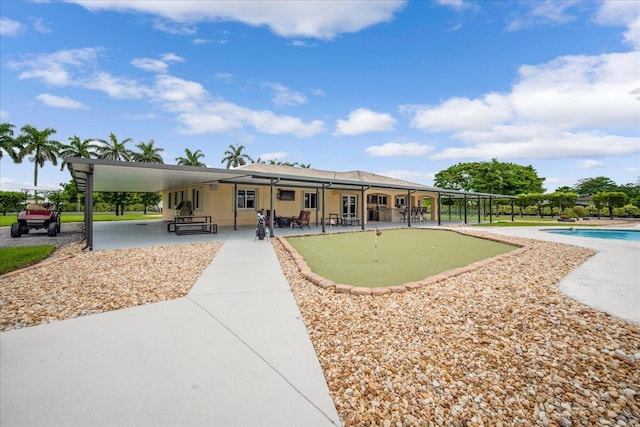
[163,184,438,226]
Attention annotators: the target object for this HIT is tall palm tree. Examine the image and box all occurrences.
[59,135,102,171]
[133,139,164,163]
[14,124,61,187]
[96,132,133,161]
[221,144,252,169]
[175,148,206,167]
[0,123,18,161]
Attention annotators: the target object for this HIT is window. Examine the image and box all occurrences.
[237,189,256,209]
[395,196,406,207]
[377,195,388,206]
[168,192,173,209]
[192,188,201,210]
[304,192,317,209]
[278,190,295,201]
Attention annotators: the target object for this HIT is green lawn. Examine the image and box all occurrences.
[0,213,162,227]
[0,245,56,275]
[286,228,517,287]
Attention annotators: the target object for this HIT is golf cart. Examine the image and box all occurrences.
[10,192,62,238]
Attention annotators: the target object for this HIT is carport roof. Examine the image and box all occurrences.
[66,158,515,198]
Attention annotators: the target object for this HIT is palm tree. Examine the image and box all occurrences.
[175,148,206,167]
[133,139,164,163]
[221,144,252,168]
[96,132,133,161]
[14,124,61,187]
[0,123,18,161]
[59,135,102,171]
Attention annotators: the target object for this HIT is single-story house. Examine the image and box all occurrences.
[67,158,515,250]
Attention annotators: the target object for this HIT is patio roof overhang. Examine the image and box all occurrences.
[66,158,516,250]
[67,157,516,199]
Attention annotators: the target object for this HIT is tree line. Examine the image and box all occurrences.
[435,160,639,219]
[0,123,310,214]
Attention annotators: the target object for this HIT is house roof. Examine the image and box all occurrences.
[66,158,515,198]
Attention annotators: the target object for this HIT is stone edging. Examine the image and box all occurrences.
[277,228,529,296]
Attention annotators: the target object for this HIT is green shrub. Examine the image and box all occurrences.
[573,206,588,218]
[560,208,576,219]
[614,204,640,217]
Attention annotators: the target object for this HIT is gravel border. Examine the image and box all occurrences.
[0,241,223,331]
[1,226,638,425]
[274,230,640,426]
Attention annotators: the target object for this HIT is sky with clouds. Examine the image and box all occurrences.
[1,0,638,192]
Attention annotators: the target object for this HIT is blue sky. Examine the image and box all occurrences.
[1,0,639,192]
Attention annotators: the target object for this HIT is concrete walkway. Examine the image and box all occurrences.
[1,234,341,426]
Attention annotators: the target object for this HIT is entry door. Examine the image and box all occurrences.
[342,195,357,218]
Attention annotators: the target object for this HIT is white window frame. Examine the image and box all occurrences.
[303,192,317,209]
[395,195,406,207]
[192,188,201,211]
[237,189,256,209]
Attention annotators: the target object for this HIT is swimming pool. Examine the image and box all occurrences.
[546,228,640,241]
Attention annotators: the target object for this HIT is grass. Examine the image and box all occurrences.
[0,245,56,275]
[0,213,162,227]
[286,228,517,287]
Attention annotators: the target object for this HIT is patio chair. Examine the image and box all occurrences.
[291,210,311,229]
[399,206,407,221]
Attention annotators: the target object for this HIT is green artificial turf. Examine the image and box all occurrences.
[286,228,517,287]
[0,245,56,275]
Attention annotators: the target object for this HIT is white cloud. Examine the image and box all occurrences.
[511,52,640,129]
[192,38,212,45]
[0,110,9,121]
[577,159,603,169]
[214,72,234,82]
[290,40,316,47]
[430,128,640,160]
[335,108,396,135]
[85,72,151,99]
[36,93,88,109]
[8,47,326,138]
[132,53,184,73]
[66,0,406,40]
[0,17,26,37]
[30,17,52,34]
[507,1,578,31]
[161,53,184,63]
[152,76,325,137]
[8,48,100,86]
[595,0,640,50]
[435,0,469,11]
[263,82,308,107]
[152,19,196,35]
[131,58,169,73]
[403,93,512,132]
[365,142,433,157]
[124,113,157,120]
[404,50,640,162]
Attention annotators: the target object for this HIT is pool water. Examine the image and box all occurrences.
[546,228,640,241]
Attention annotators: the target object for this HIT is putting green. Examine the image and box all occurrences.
[285,228,517,287]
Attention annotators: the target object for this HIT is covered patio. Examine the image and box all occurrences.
[67,158,516,250]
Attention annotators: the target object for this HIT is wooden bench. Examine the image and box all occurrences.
[175,222,217,235]
[167,215,212,232]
